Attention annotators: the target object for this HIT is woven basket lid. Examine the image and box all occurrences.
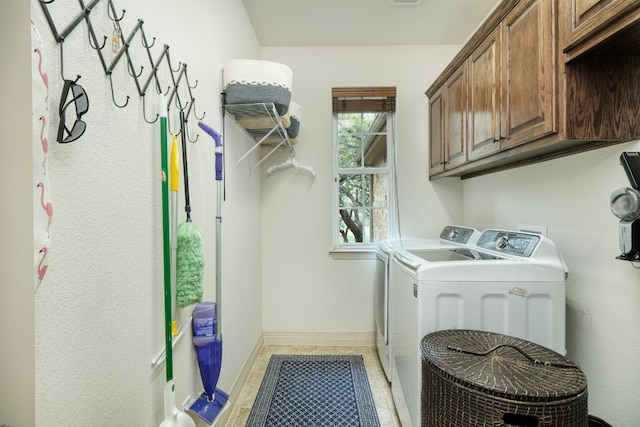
[421,330,588,402]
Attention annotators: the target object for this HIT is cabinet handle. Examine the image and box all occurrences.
[493,135,505,143]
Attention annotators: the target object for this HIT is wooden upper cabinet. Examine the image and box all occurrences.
[426,0,640,179]
[572,0,613,29]
[444,65,468,169]
[428,87,445,176]
[468,27,502,161]
[564,0,640,59]
[501,0,557,149]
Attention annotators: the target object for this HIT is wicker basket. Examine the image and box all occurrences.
[421,330,588,427]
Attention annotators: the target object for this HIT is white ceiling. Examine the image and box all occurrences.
[242,0,502,47]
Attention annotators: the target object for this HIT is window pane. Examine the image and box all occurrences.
[338,135,362,168]
[337,208,371,243]
[336,208,390,244]
[371,173,388,207]
[364,132,387,168]
[338,174,371,208]
[372,208,388,242]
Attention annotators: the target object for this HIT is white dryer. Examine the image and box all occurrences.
[374,226,480,382]
[389,229,567,427]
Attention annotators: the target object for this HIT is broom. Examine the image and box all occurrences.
[176,110,204,307]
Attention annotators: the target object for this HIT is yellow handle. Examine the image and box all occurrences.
[170,135,179,192]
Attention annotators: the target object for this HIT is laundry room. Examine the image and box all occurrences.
[3,1,640,426]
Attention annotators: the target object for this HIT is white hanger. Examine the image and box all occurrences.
[267,155,316,177]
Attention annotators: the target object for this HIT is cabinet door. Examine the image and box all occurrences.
[444,65,467,168]
[572,0,613,30]
[468,27,502,161]
[501,0,557,149]
[428,87,445,176]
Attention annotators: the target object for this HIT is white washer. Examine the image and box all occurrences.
[374,226,480,382]
[389,229,567,427]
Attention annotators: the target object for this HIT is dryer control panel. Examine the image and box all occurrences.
[476,230,540,257]
[439,226,479,244]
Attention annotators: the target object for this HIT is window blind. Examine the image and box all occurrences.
[332,87,396,113]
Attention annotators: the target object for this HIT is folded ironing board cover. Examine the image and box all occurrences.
[223,59,293,115]
[236,113,291,130]
[239,101,303,146]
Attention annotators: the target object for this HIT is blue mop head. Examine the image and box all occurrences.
[176,220,204,307]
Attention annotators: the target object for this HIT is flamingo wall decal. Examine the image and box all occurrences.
[38,247,48,283]
[34,48,49,106]
[37,182,53,237]
[39,116,49,174]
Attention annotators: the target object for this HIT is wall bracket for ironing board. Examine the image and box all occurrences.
[222,102,296,170]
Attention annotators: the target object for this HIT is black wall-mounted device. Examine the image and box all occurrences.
[612,152,640,261]
[620,152,640,189]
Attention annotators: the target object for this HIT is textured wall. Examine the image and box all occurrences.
[29,1,262,425]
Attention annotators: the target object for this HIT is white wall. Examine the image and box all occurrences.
[28,1,263,425]
[259,46,463,335]
[463,142,640,425]
[0,1,35,426]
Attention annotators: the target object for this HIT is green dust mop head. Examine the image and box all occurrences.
[176,220,204,307]
[176,110,204,307]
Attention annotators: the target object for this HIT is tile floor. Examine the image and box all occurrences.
[224,345,402,427]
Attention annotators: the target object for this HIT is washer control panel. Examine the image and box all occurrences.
[439,226,479,244]
[476,230,541,257]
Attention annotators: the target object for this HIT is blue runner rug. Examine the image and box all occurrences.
[246,355,381,427]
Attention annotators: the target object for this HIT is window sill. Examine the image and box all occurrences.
[329,247,376,260]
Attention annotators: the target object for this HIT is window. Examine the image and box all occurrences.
[332,87,397,249]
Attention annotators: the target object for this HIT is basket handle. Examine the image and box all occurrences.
[446,344,579,369]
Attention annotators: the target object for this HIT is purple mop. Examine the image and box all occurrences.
[188,122,228,424]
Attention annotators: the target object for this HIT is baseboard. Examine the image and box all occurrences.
[262,330,375,346]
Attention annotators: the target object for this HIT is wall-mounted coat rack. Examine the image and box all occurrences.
[38,0,204,141]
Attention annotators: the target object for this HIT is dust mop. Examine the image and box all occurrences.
[187,121,228,425]
[176,110,204,307]
[158,95,196,427]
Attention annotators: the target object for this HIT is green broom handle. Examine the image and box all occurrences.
[160,100,173,382]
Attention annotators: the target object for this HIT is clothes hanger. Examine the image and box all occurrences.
[267,155,316,177]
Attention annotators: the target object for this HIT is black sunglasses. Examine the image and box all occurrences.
[57,76,89,143]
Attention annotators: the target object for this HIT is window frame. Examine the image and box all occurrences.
[331,87,398,253]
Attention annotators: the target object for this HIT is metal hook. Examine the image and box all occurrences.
[41,0,56,4]
[88,33,107,50]
[107,1,125,22]
[189,79,198,89]
[142,35,155,49]
[142,94,158,124]
[108,74,129,108]
[127,61,143,78]
[186,124,199,143]
[171,61,181,73]
[191,100,206,121]
[167,112,180,136]
[175,97,188,112]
